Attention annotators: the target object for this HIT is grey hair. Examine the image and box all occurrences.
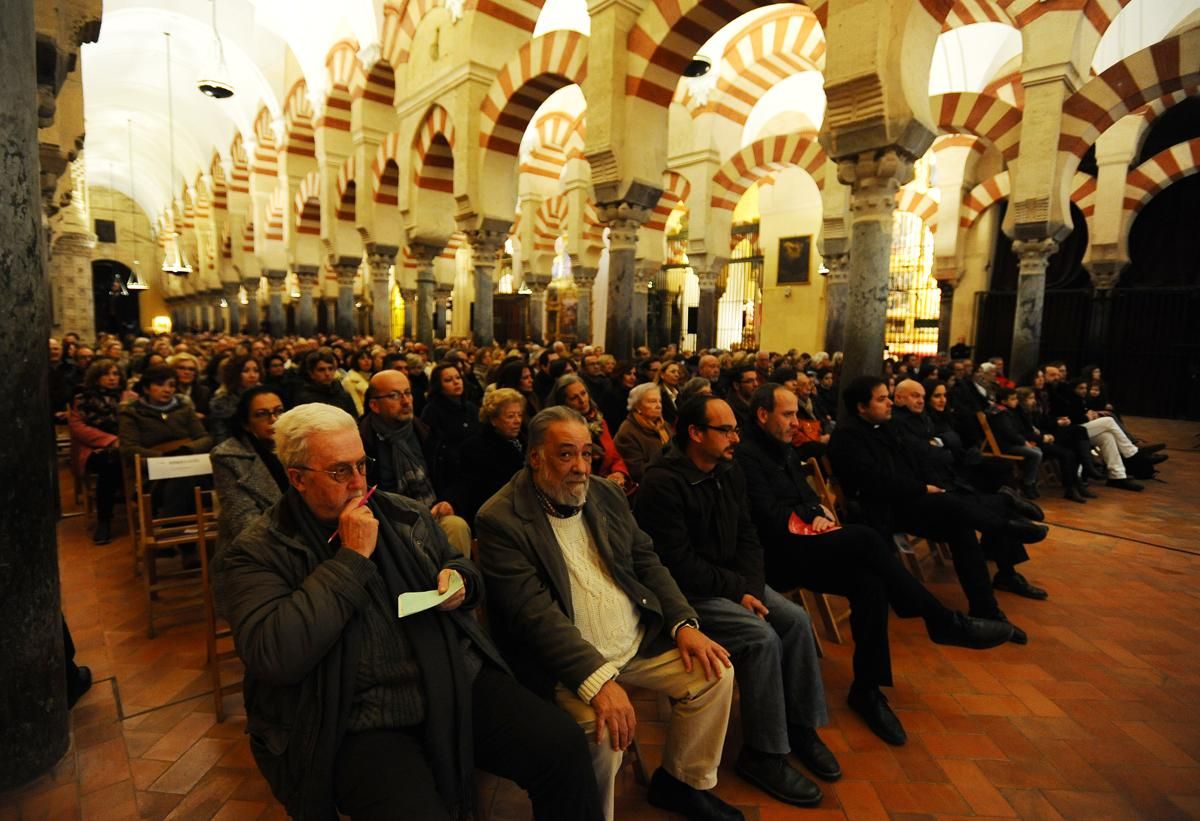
[274,403,359,468]
[627,382,660,412]
[527,405,587,454]
[548,373,586,407]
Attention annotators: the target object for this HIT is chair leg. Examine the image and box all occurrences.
[627,737,650,787]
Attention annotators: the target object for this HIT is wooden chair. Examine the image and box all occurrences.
[133,453,219,638]
[976,411,1025,464]
[795,458,852,646]
[195,486,239,721]
[123,458,143,575]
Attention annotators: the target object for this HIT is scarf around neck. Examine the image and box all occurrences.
[631,411,670,445]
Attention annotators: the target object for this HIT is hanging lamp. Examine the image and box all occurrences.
[162,31,193,276]
[197,0,235,99]
[126,120,149,289]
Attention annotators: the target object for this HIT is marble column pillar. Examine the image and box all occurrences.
[434,284,453,339]
[1084,263,1122,367]
[410,243,439,347]
[466,232,504,346]
[573,266,597,343]
[821,253,850,354]
[1009,238,1058,382]
[936,281,955,353]
[633,262,657,352]
[598,203,649,362]
[295,266,320,337]
[333,258,361,340]
[209,289,226,333]
[0,0,69,787]
[838,149,914,396]
[402,288,417,339]
[695,265,719,351]
[265,270,287,335]
[50,232,96,340]
[222,282,241,334]
[367,246,397,343]
[242,277,261,334]
[529,282,548,344]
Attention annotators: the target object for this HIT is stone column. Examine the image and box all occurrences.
[821,252,850,354]
[837,149,914,393]
[695,263,720,351]
[936,281,955,354]
[1085,262,1122,368]
[209,289,226,333]
[333,257,360,340]
[49,232,96,340]
[265,270,287,335]
[367,246,398,343]
[222,282,241,334]
[242,276,261,334]
[573,266,597,343]
[1009,237,1058,381]
[401,288,417,339]
[410,243,439,346]
[434,283,453,339]
[466,231,504,346]
[528,279,548,344]
[598,202,649,362]
[295,265,320,337]
[633,262,657,351]
[0,0,70,788]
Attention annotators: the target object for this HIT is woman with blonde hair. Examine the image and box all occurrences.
[454,388,528,523]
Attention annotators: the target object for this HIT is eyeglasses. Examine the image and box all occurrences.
[373,390,413,401]
[294,456,374,483]
[251,406,286,420]
[696,424,741,438]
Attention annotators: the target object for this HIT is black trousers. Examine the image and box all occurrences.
[765,524,951,689]
[86,449,122,523]
[333,665,602,821]
[1041,440,1081,487]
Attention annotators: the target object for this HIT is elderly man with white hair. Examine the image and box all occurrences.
[213,403,601,821]
[613,381,671,483]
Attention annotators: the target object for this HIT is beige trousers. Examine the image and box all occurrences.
[436,514,472,557]
[554,648,734,821]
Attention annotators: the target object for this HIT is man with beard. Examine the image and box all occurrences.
[476,406,740,821]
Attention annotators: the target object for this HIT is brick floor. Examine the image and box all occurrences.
[3,416,1198,819]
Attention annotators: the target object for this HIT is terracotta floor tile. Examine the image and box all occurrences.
[76,736,130,796]
[1115,720,1200,766]
[1040,788,1142,820]
[921,732,1007,760]
[210,799,268,820]
[148,739,238,795]
[162,772,244,821]
[831,781,888,820]
[141,713,218,763]
[834,751,907,783]
[872,781,970,815]
[130,758,171,791]
[77,778,137,821]
[975,758,1068,790]
[938,759,1017,817]
[135,789,184,820]
[996,788,1066,820]
[952,693,1030,717]
[16,781,78,821]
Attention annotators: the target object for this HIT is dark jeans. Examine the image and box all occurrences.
[333,665,602,821]
[766,524,950,690]
[86,449,122,523]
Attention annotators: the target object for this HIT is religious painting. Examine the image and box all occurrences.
[777,235,812,284]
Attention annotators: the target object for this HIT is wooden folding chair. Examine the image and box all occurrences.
[976,411,1025,465]
[195,486,239,721]
[133,453,219,638]
[793,458,852,646]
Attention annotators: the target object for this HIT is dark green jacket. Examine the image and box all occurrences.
[212,491,505,820]
[475,469,695,700]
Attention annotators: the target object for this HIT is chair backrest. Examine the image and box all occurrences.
[976,410,1007,458]
[133,453,218,547]
[803,457,842,525]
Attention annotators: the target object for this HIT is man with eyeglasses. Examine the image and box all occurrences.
[213,402,601,821]
[634,395,834,808]
[476,406,740,821]
[359,370,473,557]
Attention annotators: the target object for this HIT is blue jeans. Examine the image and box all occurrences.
[690,586,827,755]
[1005,444,1043,485]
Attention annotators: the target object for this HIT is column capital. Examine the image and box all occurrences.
[1086,260,1124,290]
[367,245,399,277]
[434,283,454,299]
[821,253,850,285]
[594,201,651,251]
[573,266,598,289]
[1013,238,1059,277]
[264,268,288,284]
[221,281,241,297]
[837,148,916,217]
[295,265,321,285]
[333,256,361,287]
[464,228,508,257]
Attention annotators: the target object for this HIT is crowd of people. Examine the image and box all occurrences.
[48,328,1168,820]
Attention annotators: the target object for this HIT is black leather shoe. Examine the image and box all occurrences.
[735,749,822,806]
[1106,478,1144,492]
[1139,443,1166,455]
[1021,483,1040,500]
[1079,484,1098,498]
[647,768,744,821]
[1084,462,1107,481]
[971,608,1028,645]
[993,572,1048,600]
[1004,519,1049,544]
[92,521,112,545]
[1144,452,1168,465]
[999,486,1045,521]
[927,612,1014,649]
[788,726,841,781]
[67,666,93,709]
[1064,485,1087,503]
[847,687,907,746]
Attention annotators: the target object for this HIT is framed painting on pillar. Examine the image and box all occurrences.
[777,236,812,284]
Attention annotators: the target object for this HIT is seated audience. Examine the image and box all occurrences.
[812,368,838,423]
[726,365,760,429]
[454,388,527,524]
[549,375,630,492]
[736,384,1011,744]
[658,361,685,427]
[170,353,210,417]
[613,382,670,484]
[476,406,737,821]
[494,359,543,422]
[791,371,829,460]
[69,359,128,544]
[213,403,600,821]
[635,396,836,807]
[989,387,1045,498]
[678,376,713,405]
[420,363,481,496]
[341,347,375,416]
[829,377,1049,644]
[210,387,288,549]
[208,355,263,444]
[289,347,359,418]
[1012,387,1092,503]
[362,370,472,556]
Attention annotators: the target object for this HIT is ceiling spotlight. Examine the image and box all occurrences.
[683,56,712,78]
[198,78,234,99]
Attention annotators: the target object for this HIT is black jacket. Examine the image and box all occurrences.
[827,414,929,532]
[634,445,764,603]
[453,425,526,524]
[988,407,1032,451]
[891,406,957,486]
[420,394,480,495]
[289,377,359,419]
[734,424,826,543]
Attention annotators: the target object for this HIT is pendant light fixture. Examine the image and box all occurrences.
[126,119,149,290]
[162,31,193,276]
[197,0,235,99]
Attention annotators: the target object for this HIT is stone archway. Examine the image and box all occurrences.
[92,259,141,336]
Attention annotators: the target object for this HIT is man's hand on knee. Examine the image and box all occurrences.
[590,680,636,752]
[676,625,732,681]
